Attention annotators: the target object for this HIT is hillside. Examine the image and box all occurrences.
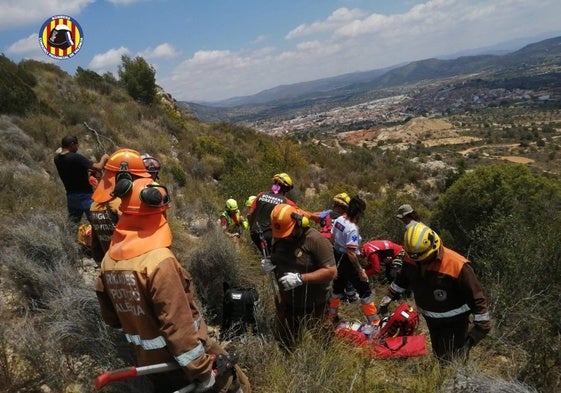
[183,35,561,125]
[0,56,560,393]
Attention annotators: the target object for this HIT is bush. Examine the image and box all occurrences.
[187,226,243,325]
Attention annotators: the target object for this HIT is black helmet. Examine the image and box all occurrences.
[48,25,74,50]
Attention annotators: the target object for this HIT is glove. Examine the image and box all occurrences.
[279,272,303,291]
[260,258,276,274]
[378,295,393,315]
[319,209,332,219]
[194,370,216,393]
[467,324,489,348]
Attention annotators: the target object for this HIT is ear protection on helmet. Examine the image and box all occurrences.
[139,184,171,207]
[290,212,309,228]
[111,161,134,198]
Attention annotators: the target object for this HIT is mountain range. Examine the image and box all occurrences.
[181,35,561,124]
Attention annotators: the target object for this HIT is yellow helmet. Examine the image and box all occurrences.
[333,192,351,208]
[225,198,238,211]
[403,223,441,262]
[272,173,293,191]
[245,195,256,207]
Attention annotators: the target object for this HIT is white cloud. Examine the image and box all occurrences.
[0,0,94,31]
[286,7,369,39]
[6,34,40,55]
[154,0,561,102]
[106,0,145,5]
[138,43,178,60]
[88,47,130,73]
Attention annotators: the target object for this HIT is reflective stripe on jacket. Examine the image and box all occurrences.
[392,246,490,330]
[95,247,213,381]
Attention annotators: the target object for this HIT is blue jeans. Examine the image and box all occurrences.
[67,193,93,223]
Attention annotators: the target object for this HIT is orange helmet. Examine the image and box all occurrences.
[119,178,171,216]
[271,203,308,238]
[110,177,172,260]
[93,148,151,203]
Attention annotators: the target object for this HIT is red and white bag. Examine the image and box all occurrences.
[375,302,419,339]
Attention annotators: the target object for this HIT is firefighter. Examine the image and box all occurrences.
[247,173,319,255]
[318,192,351,241]
[219,199,248,239]
[379,222,491,361]
[96,178,250,393]
[90,148,152,264]
[268,203,337,348]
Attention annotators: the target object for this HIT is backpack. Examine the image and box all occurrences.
[77,224,92,248]
[221,286,259,340]
[319,214,333,241]
[375,302,419,339]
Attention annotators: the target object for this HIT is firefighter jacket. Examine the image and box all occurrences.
[95,247,214,383]
[248,191,293,234]
[390,246,491,331]
[219,209,247,234]
[90,198,120,262]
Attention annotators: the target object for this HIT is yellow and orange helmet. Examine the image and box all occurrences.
[271,203,308,238]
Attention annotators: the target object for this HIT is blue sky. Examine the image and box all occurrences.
[1,0,560,103]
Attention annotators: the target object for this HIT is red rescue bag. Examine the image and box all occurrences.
[375,302,419,339]
[370,335,428,358]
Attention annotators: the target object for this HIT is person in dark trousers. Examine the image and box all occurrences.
[96,177,250,393]
[267,203,337,348]
[379,222,491,361]
[54,135,109,223]
[327,196,381,327]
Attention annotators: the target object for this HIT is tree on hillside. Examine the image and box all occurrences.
[431,163,561,253]
[118,55,157,105]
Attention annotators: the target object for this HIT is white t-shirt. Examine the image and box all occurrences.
[331,215,362,255]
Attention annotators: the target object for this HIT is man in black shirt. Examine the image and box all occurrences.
[54,135,109,223]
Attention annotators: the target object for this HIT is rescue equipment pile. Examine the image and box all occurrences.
[335,302,428,358]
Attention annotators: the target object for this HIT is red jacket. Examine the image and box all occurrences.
[361,240,403,277]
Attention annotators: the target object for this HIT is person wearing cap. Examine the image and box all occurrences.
[54,135,110,224]
[247,173,320,256]
[267,203,337,347]
[328,196,382,328]
[219,198,248,239]
[396,204,420,228]
[89,148,152,264]
[96,178,250,393]
[378,222,491,361]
